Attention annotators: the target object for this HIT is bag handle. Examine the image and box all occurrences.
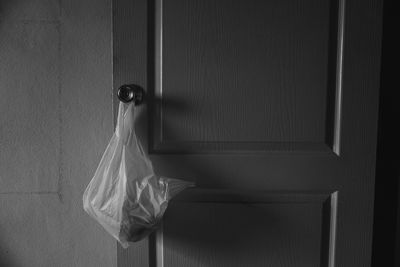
[116,102,136,138]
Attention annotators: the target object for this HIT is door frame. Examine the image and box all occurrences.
[371,0,399,266]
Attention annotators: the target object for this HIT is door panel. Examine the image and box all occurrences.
[113,0,383,266]
[161,190,337,267]
[151,0,342,152]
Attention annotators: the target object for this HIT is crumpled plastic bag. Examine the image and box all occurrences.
[83,102,194,248]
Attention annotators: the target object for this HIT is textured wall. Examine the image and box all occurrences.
[0,0,116,266]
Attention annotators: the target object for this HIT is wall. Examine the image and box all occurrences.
[0,0,116,266]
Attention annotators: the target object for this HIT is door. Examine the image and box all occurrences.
[113,0,383,266]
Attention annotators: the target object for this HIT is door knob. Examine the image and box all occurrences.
[117,84,144,105]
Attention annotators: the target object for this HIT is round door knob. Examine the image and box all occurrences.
[117,84,144,105]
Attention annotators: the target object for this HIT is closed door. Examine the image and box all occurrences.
[113,0,383,266]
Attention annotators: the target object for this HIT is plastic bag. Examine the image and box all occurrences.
[83,102,193,248]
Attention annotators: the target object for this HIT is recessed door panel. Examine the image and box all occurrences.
[150,0,343,152]
[159,190,337,267]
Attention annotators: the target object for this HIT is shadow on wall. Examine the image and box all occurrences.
[0,2,23,267]
[0,229,20,267]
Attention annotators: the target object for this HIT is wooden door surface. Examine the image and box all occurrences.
[113,0,383,266]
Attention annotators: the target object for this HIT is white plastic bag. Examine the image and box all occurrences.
[83,102,193,248]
